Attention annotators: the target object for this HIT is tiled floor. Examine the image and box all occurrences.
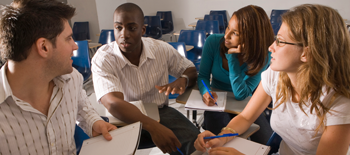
[87,93,204,155]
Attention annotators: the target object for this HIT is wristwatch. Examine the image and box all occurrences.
[180,74,189,88]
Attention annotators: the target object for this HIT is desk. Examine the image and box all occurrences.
[188,22,197,29]
[195,17,204,20]
[88,43,102,59]
[186,45,194,51]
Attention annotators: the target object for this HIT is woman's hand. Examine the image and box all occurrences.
[227,44,243,54]
[202,91,218,106]
[208,147,244,155]
[194,130,226,152]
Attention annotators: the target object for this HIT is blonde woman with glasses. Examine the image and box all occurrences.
[194,4,350,155]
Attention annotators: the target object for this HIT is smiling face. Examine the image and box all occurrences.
[224,15,240,49]
[269,22,305,73]
[113,10,145,54]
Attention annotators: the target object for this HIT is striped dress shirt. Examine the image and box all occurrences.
[92,37,194,106]
[0,64,102,155]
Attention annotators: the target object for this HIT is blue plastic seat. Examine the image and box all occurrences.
[156,11,174,34]
[72,40,91,82]
[209,10,229,28]
[195,20,220,37]
[143,16,162,39]
[204,14,225,34]
[72,22,90,41]
[167,42,187,99]
[266,132,282,155]
[270,10,288,35]
[178,30,206,71]
[98,29,115,45]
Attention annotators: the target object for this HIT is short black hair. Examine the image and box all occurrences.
[0,0,75,62]
[114,2,144,24]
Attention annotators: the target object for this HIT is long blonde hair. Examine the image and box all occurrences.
[275,4,350,133]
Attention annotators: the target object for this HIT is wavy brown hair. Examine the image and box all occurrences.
[275,4,350,133]
[220,5,274,76]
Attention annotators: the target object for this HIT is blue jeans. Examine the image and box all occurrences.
[138,105,200,155]
[203,111,273,144]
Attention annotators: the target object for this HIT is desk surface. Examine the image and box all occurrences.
[88,43,102,49]
[195,17,204,20]
[176,85,251,115]
[186,45,194,51]
[188,22,197,27]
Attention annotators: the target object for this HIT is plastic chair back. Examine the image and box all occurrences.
[195,20,220,36]
[98,29,115,45]
[156,11,174,34]
[178,30,206,70]
[72,40,91,82]
[204,14,225,34]
[209,10,228,28]
[266,132,282,155]
[144,16,162,39]
[72,22,90,41]
[270,10,288,35]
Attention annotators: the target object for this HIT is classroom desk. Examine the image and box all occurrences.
[188,22,197,29]
[195,17,204,20]
[88,43,102,59]
[186,45,194,51]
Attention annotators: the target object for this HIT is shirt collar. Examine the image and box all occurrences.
[0,63,71,104]
[112,38,156,68]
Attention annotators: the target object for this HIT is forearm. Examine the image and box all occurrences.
[182,67,197,87]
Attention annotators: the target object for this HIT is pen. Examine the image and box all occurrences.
[176,146,184,155]
[203,133,239,139]
[201,80,218,106]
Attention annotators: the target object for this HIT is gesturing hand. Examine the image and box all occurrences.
[155,77,187,96]
[149,123,182,154]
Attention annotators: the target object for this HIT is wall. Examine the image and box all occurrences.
[127,0,350,32]
[1,0,13,5]
[95,0,126,31]
[68,0,100,42]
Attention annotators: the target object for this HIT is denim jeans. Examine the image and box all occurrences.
[138,105,200,155]
[203,111,273,144]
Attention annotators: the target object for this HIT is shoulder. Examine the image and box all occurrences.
[206,34,225,44]
[142,37,173,51]
[92,42,117,65]
[261,67,279,93]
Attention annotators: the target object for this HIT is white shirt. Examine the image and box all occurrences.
[92,37,194,106]
[262,68,350,155]
[0,64,102,155]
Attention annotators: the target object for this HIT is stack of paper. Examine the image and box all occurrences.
[105,100,147,126]
[185,90,227,112]
[79,122,142,155]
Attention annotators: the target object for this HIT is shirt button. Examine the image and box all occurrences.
[51,143,55,146]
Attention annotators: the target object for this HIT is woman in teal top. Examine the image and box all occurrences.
[198,5,274,144]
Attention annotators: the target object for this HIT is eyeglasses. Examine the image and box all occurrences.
[275,37,303,47]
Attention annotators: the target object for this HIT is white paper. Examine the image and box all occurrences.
[105,100,147,125]
[79,122,142,155]
[185,90,227,112]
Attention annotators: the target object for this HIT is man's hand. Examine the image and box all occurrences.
[155,77,187,96]
[149,123,181,154]
[202,91,218,106]
[92,120,117,141]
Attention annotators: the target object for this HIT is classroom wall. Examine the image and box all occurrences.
[95,0,126,31]
[1,0,13,5]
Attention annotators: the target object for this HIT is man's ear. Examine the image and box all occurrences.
[35,38,51,58]
[300,47,308,62]
[141,24,146,36]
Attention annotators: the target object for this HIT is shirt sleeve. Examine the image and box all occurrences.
[166,42,195,78]
[225,52,271,100]
[72,69,103,137]
[261,67,275,97]
[91,49,124,102]
[326,95,350,126]
[198,34,218,95]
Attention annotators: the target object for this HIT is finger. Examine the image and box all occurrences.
[227,45,241,54]
[178,87,185,95]
[108,124,118,131]
[212,92,218,102]
[208,98,216,106]
[155,85,163,91]
[165,86,172,96]
[171,87,179,95]
[101,125,112,141]
[194,138,207,152]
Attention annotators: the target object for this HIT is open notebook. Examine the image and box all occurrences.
[79,122,142,155]
[105,100,147,126]
[185,90,227,112]
[198,137,270,155]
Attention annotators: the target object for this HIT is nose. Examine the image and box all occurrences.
[120,28,130,39]
[268,41,276,53]
[73,41,78,50]
[224,30,230,40]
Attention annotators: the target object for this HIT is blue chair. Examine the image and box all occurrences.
[75,117,109,155]
[266,132,282,155]
[72,40,91,82]
[167,42,187,99]
[72,22,90,41]
[143,16,162,39]
[270,10,288,35]
[204,14,225,34]
[178,30,206,71]
[195,20,220,37]
[210,10,229,28]
[98,29,115,45]
[156,11,174,34]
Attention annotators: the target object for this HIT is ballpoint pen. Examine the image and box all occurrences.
[203,133,239,139]
[201,80,218,106]
[176,146,184,155]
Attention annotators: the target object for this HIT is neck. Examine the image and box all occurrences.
[287,72,300,101]
[121,43,143,66]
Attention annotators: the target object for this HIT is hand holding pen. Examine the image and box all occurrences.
[194,130,239,152]
[201,80,218,106]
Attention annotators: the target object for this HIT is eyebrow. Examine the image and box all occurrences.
[114,21,138,26]
[66,33,73,39]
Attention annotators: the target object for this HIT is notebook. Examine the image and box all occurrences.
[79,121,142,155]
[105,100,147,126]
[185,90,227,112]
[199,137,270,155]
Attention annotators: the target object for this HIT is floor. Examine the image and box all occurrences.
[87,92,204,155]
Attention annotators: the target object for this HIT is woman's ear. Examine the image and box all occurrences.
[300,47,308,62]
[35,38,51,58]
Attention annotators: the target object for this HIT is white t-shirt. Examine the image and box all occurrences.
[262,68,350,155]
